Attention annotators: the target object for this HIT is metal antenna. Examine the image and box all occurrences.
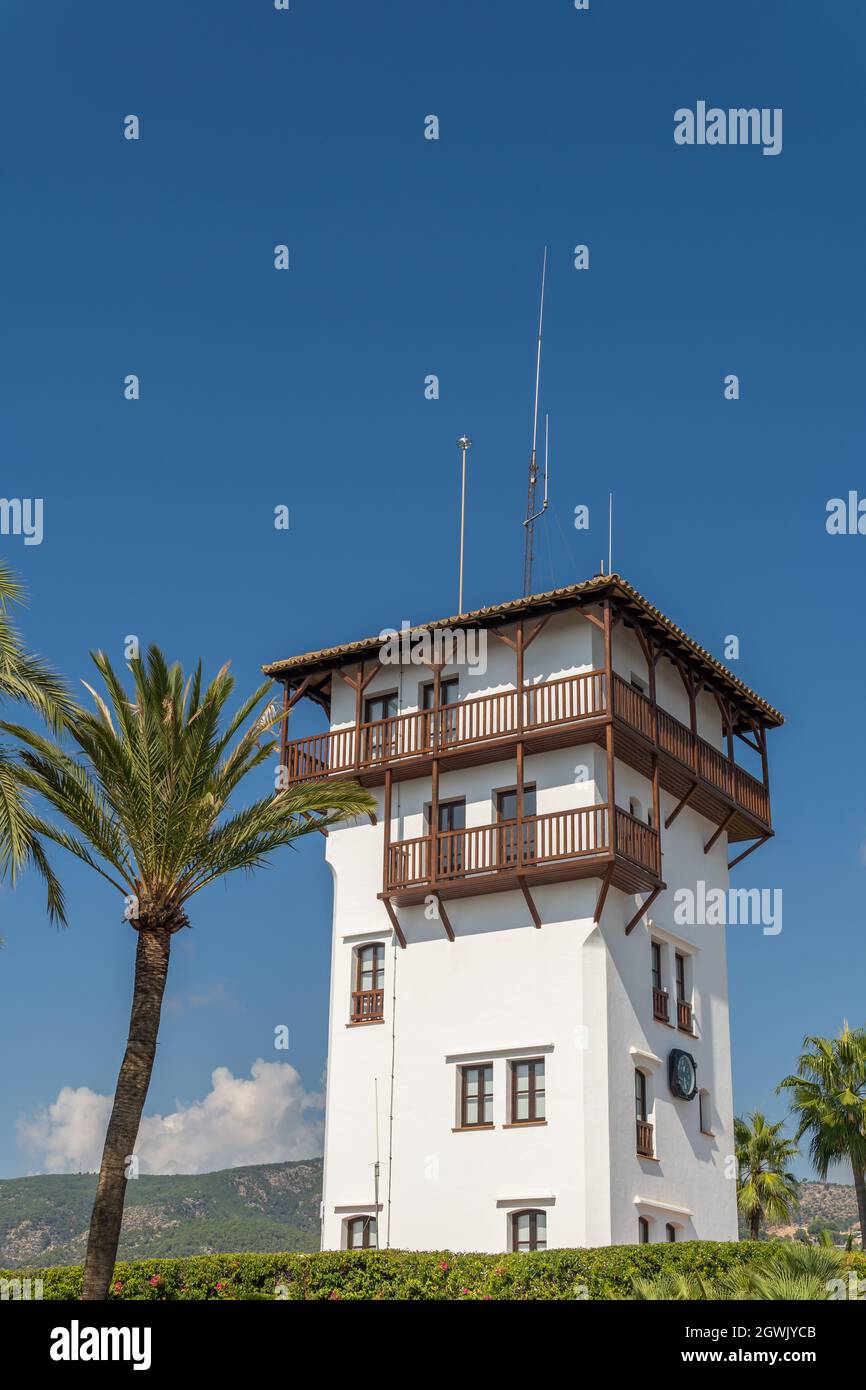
[608,493,613,575]
[457,435,471,613]
[523,247,548,596]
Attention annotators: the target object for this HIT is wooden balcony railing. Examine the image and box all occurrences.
[350,988,384,1023]
[615,807,661,876]
[283,666,770,827]
[652,987,670,1023]
[386,805,612,891]
[284,670,608,784]
[636,1119,654,1157]
[614,674,770,826]
[677,999,694,1033]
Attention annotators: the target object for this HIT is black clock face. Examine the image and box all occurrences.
[670,1048,697,1100]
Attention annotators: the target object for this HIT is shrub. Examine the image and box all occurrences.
[4,1243,865,1301]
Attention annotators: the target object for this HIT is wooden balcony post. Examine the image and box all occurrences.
[382,767,393,892]
[603,601,616,843]
[516,623,525,862]
[279,680,289,775]
[651,752,661,874]
[430,757,439,884]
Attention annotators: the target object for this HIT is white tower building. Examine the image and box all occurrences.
[264,574,781,1253]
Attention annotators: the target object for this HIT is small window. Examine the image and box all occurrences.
[511,1209,547,1252]
[635,1069,648,1123]
[630,673,648,695]
[421,677,459,708]
[365,692,397,724]
[651,941,662,992]
[510,1058,545,1123]
[638,1216,650,1244]
[699,1090,712,1134]
[675,952,686,1002]
[666,1223,677,1243]
[629,795,644,822]
[352,944,385,1022]
[460,1064,493,1128]
[346,1215,377,1249]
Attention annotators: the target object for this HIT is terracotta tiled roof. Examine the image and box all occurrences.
[262,573,784,726]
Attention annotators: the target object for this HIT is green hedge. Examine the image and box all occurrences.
[5,1243,865,1300]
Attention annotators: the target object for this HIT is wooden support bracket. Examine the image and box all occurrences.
[704,808,736,854]
[593,864,614,923]
[382,897,406,949]
[728,834,771,871]
[624,884,663,937]
[434,893,455,942]
[665,782,698,830]
[517,875,542,929]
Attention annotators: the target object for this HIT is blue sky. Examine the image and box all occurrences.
[1,0,864,1180]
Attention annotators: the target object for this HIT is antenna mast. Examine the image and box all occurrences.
[522,246,548,596]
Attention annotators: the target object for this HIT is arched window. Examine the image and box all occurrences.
[638,1216,650,1244]
[635,1070,654,1156]
[351,943,385,1022]
[629,795,644,822]
[511,1209,547,1252]
[345,1215,377,1249]
[666,1223,677,1243]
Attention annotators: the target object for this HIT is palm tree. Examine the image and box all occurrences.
[779,1023,866,1247]
[6,646,376,1299]
[0,560,72,918]
[735,1111,800,1240]
[631,1242,842,1301]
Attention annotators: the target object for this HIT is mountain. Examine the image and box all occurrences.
[738,1179,861,1242]
[0,1159,322,1269]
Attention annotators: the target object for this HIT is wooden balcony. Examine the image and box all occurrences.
[350,988,384,1023]
[636,1119,654,1158]
[282,667,770,842]
[383,804,662,907]
[677,998,694,1034]
[652,987,670,1023]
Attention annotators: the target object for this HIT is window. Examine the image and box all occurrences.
[351,943,385,1022]
[666,1223,677,1243]
[510,1059,545,1123]
[421,677,459,708]
[638,1217,650,1244]
[435,798,466,876]
[635,1070,653,1156]
[675,952,686,1002]
[496,785,537,865]
[699,1089,712,1134]
[635,1069,647,1123]
[346,1215,377,1249]
[460,1064,493,1128]
[511,1210,547,1252]
[364,691,398,761]
[675,953,693,1031]
[651,941,662,991]
[651,942,669,1021]
[629,795,644,822]
[630,673,648,695]
[421,677,460,747]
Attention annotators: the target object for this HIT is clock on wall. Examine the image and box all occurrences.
[669,1048,698,1101]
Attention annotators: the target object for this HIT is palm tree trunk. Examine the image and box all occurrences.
[81,926,172,1300]
[854,1167,866,1251]
[750,1211,760,1241]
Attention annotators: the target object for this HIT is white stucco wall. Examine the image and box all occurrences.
[318,609,740,1252]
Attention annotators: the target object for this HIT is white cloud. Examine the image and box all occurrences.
[18,1060,324,1175]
